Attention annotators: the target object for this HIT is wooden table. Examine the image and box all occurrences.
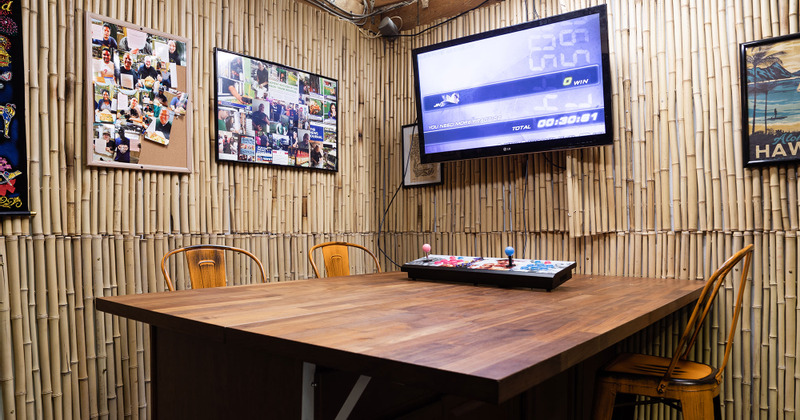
[96,272,704,419]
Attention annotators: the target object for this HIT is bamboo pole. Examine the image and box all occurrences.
[45,236,64,420]
[768,231,779,417]
[679,0,699,233]
[63,238,79,420]
[654,0,670,233]
[759,230,770,418]
[785,232,796,418]
[627,0,642,235]
[3,236,25,420]
[664,0,682,232]
[636,0,653,234]
[21,237,35,420]
[795,233,800,420]
[0,245,15,419]
[32,235,54,420]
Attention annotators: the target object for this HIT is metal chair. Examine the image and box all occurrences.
[592,244,754,420]
[160,244,267,291]
[308,241,382,278]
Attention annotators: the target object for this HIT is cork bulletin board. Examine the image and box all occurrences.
[85,13,192,172]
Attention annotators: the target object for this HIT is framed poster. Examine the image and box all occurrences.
[214,48,338,171]
[402,124,442,187]
[741,33,800,166]
[0,0,29,214]
[85,13,192,172]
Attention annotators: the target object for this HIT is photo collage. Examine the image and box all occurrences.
[215,49,338,171]
[90,18,189,165]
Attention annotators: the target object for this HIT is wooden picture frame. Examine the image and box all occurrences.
[402,124,442,187]
[741,33,800,166]
[85,13,192,173]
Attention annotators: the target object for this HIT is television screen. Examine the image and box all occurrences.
[412,5,613,163]
[214,48,338,171]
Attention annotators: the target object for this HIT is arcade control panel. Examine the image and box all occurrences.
[401,245,577,291]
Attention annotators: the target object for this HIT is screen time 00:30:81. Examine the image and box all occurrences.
[536,112,599,129]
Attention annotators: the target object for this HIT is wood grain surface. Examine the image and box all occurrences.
[96,273,704,404]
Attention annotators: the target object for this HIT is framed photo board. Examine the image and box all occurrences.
[85,13,192,173]
[214,48,338,171]
[741,33,800,166]
[402,124,442,187]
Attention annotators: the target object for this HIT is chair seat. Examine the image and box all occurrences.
[602,353,718,386]
[595,353,723,420]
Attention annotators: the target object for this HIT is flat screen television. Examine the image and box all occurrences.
[214,48,338,171]
[412,5,613,163]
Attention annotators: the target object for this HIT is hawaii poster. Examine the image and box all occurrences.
[742,33,800,166]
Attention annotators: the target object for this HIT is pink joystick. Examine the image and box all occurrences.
[422,243,431,261]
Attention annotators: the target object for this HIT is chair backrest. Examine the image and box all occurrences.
[658,244,754,393]
[160,244,267,291]
[308,241,382,278]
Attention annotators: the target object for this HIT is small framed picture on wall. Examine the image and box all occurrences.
[402,124,442,187]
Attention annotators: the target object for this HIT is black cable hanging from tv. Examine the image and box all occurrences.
[376,120,418,269]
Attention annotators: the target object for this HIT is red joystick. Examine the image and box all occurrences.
[422,243,431,261]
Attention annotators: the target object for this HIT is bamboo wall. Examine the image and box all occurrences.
[0,0,797,419]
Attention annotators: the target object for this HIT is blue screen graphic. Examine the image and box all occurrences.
[415,11,608,156]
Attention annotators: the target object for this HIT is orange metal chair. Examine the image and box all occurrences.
[592,244,754,420]
[160,244,267,291]
[308,241,382,278]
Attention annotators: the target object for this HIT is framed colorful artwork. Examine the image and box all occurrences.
[85,13,192,172]
[402,124,442,187]
[741,33,800,166]
[0,0,30,214]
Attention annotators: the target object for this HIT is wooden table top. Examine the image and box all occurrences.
[96,272,704,403]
